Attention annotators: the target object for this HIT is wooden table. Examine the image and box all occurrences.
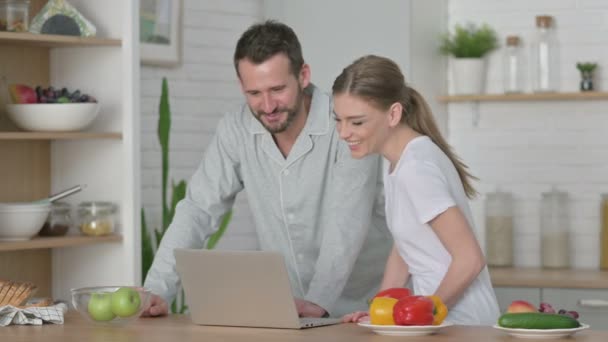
[1,311,606,341]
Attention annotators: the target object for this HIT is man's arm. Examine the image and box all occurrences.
[304,147,384,316]
[143,115,244,315]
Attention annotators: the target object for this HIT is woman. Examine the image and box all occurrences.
[333,55,499,325]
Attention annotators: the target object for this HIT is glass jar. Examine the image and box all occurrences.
[485,190,514,267]
[503,35,524,94]
[531,15,559,92]
[601,194,608,270]
[78,201,117,236]
[39,202,72,236]
[0,0,30,32]
[540,188,570,268]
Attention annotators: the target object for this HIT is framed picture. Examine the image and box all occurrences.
[140,0,182,66]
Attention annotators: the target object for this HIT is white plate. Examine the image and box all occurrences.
[493,323,590,339]
[357,320,453,336]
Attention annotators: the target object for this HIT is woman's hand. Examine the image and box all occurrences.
[341,311,369,323]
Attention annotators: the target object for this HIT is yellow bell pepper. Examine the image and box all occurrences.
[427,295,448,325]
[369,297,398,325]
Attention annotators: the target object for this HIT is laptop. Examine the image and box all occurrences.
[174,249,342,329]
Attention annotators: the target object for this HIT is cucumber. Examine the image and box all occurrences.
[498,313,580,329]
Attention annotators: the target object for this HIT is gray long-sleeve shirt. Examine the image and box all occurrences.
[144,85,392,316]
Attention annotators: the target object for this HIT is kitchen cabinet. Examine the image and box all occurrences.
[0,0,139,302]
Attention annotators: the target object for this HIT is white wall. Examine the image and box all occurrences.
[140,0,262,251]
[263,0,448,133]
[447,0,608,268]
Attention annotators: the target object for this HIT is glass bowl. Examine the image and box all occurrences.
[71,286,151,325]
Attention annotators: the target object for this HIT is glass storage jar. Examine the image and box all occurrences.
[0,0,30,32]
[78,201,117,236]
[531,15,559,92]
[540,188,570,268]
[485,190,514,267]
[39,202,72,236]
[503,35,524,94]
[601,194,608,270]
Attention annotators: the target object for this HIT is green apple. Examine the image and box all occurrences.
[111,287,141,317]
[88,292,116,321]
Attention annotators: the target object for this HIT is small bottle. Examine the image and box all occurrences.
[503,36,524,93]
[540,188,570,268]
[39,202,72,236]
[78,201,117,236]
[601,195,608,269]
[485,190,514,267]
[531,15,559,92]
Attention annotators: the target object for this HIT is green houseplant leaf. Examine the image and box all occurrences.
[141,77,231,314]
[440,23,498,58]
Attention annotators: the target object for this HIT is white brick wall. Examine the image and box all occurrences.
[448,0,608,268]
[140,0,262,251]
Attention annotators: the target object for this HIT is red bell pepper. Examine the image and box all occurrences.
[392,295,434,326]
[374,287,411,300]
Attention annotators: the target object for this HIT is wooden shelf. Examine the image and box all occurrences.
[438,91,608,103]
[0,32,121,47]
[0,132,122,140]
[0,234,122,252]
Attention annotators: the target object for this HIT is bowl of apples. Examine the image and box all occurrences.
[71,286,151,325]
[5,84,100,132]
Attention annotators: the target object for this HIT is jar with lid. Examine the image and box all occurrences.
[540,188,570,268]
[531,15,559,92]
[78,201,117,236]
[0,0,30,32]
[485,190,514,267]
[503,35,524,94]
[39,202,72,237]
[601,194,608,269]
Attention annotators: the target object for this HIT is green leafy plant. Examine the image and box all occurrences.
[576,62,597,74]
[141,77,231,313]
[440,23,499,58]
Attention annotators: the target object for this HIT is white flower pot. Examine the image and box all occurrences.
[452,58,486,95]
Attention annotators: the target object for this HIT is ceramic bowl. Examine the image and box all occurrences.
[0,202,51,240]
[6,103,100,132]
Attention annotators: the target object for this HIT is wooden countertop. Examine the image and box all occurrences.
[490,267,608,289]
[1,311,606,342]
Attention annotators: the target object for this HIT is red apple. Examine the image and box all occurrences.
[506,300,537,313]
[8,84,37,104]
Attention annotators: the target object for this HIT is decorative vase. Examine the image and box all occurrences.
[580,71,594,92]
[452,58,486,95]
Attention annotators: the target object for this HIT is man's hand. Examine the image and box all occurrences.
[294,298,327,318]
[141,293,169,317]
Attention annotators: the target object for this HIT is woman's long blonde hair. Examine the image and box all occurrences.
[332,55,478,198]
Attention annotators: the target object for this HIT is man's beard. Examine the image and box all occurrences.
[252,87,304,134]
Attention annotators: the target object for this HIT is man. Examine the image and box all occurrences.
[143,20,391,318]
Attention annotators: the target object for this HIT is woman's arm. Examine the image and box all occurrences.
[429,206,485,308]
[379,244,410,290]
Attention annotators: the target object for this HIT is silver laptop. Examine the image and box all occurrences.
[174,249,342,329]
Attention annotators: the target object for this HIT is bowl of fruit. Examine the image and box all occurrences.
[5,84,100,132]
[71,286,151,325]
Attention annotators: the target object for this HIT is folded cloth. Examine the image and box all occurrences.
[0,303,68,326]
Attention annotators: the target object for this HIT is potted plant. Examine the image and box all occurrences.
[576,62,597,91]
[440,23,498,95]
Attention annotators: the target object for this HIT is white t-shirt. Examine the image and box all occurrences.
[384,136,500,325]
